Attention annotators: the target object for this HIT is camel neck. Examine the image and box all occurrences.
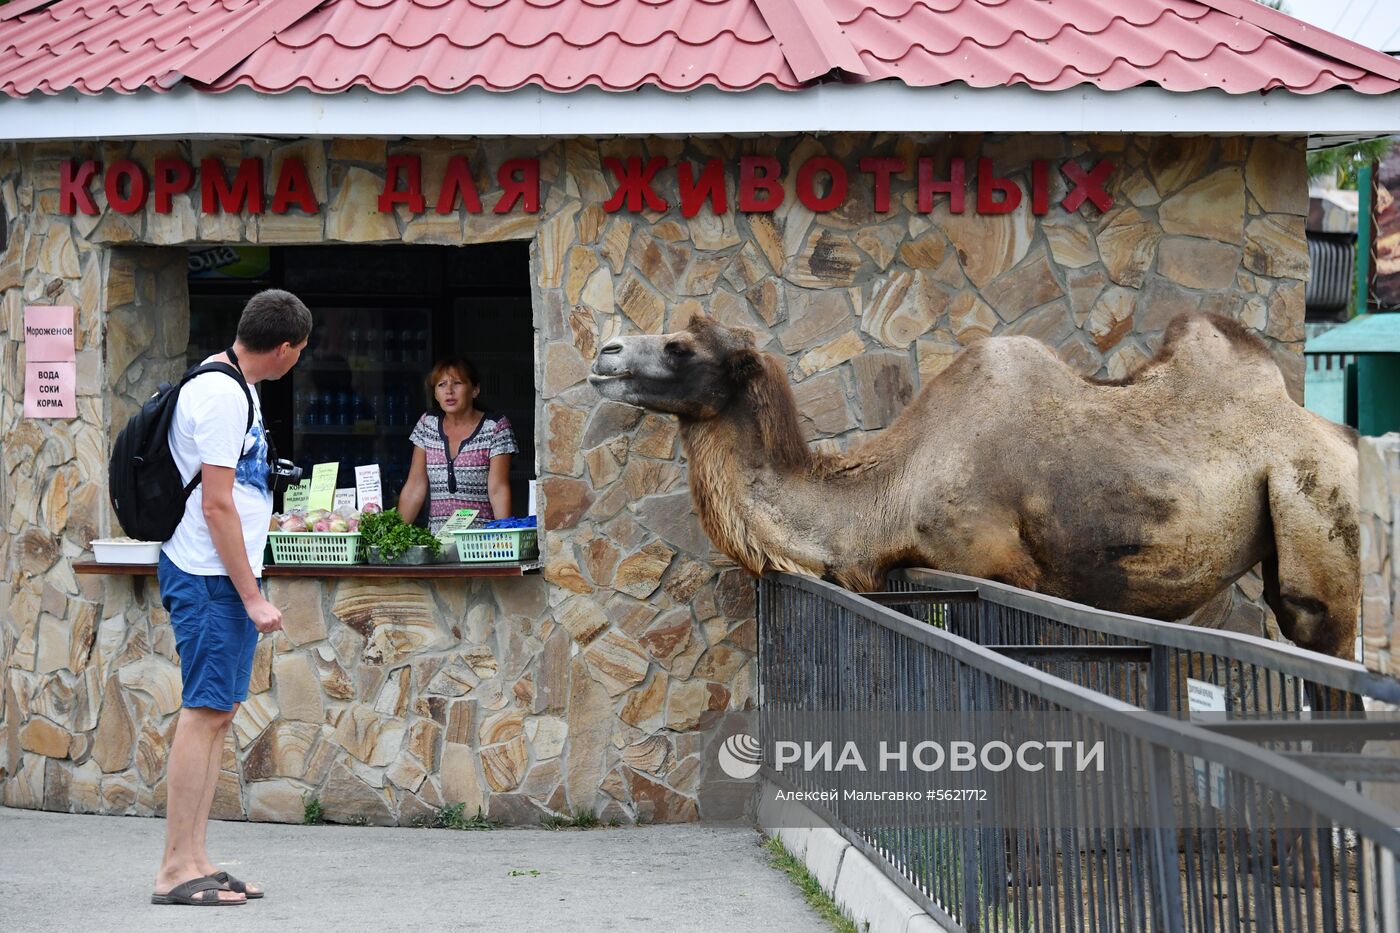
[679,414,901,585]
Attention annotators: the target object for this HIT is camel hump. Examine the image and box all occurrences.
[1093,312,1285,390]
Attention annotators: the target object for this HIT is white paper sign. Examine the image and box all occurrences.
[355,464,383,511]
[1187,678,1227,808]
[333,488,357,513]
[527,479,537,516]
[24,306,77,419]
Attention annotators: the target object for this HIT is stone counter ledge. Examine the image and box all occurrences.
[72,560,542,578]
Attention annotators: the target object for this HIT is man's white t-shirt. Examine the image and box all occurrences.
[161,363,273,576]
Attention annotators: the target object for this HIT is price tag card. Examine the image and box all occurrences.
[333,488,357,513]
[282,481,311,513]
[435,508,479,546]
[355,464,383,511]
[308,462,339,512]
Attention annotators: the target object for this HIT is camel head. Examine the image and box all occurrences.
[588,313,765,419]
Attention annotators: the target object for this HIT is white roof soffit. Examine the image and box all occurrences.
[0,83,1397,141]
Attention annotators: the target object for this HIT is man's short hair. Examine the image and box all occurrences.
[236,289,312,352]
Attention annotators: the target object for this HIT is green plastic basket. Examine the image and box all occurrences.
[267,531,364,565]
[453,528,539,563]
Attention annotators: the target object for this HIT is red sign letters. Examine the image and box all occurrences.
[60,154,1113,218]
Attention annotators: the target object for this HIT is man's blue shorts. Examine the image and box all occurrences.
[157,553,259,712]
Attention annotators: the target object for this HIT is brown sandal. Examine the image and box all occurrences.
[210,870,264,899]
[151,875,244,905]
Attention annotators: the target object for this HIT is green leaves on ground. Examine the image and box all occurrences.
[417,802,495,830]
[302,794,324,825]
[359,507,441,561]
[540,809,601,830]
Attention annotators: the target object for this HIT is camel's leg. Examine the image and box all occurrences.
[1262,466,1360,663]
[1263,467,1364,718]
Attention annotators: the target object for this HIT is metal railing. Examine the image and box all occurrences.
[888,569,1400,782]
[759,572,1400,933]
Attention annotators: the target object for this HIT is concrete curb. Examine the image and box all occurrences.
[755,781,952,933]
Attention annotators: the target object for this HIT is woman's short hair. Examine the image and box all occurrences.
[236,289,313,351]
[425,357,481,411]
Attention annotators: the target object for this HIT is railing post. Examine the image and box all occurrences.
[957,667,983,932]
[1386,845,1400,933]
[755,577,765,710]
[1150,645,1172,714]
[1147,744,1186,933]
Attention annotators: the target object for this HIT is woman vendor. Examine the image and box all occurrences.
[397,357,518,533]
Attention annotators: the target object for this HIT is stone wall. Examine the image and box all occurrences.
[1359,434,1400,673]
[1,133,1311,823]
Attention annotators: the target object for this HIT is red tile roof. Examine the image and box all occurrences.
[212,0,801,93]
[830,0,1400,94]
[1,0,1397,98]
[0,0,327,95]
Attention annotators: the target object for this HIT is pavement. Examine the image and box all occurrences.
[0,807,828,932]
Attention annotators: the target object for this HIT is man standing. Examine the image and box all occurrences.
[151,289,311,906]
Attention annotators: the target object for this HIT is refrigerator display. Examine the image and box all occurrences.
[290,306,433,495]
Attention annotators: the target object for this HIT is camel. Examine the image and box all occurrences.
[588,311,1361,660]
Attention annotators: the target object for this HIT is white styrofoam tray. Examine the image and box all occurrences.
[91,539,162,564]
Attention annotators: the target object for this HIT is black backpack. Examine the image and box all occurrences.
[108,362,253,542]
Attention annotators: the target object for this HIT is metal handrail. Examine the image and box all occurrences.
[894,567,1400,705]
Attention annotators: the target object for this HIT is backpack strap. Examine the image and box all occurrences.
[177,361,256,496]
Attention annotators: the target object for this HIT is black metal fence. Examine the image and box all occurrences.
[759,572,1400,933]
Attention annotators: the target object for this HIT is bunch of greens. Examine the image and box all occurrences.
[359,508,441,562]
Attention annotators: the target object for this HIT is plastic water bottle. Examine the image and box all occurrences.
[386,391,400,428]
[415,329,428,363]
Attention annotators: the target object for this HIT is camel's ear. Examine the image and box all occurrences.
[685,310,714,333]
[728,347,764,383]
